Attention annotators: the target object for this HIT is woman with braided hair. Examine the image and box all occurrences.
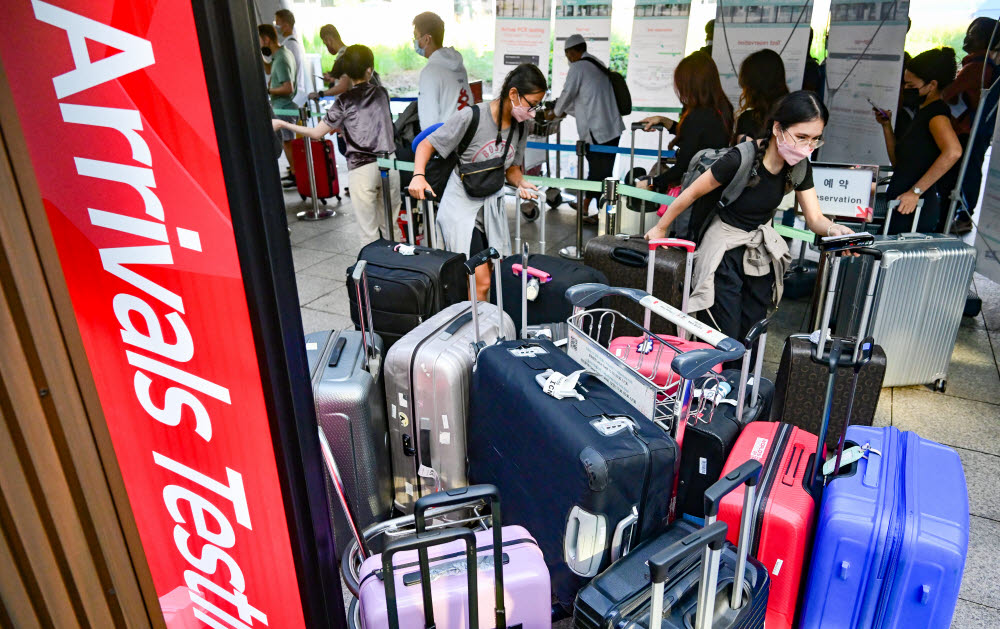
[645,91,854,342]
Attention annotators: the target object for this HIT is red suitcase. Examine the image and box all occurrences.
[716,421,816,629]
[292,137,340,202]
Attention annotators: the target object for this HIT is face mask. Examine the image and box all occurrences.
[776,130,812,166]
[413,37,425,57]
[260,46,272,57]
[900,87,920,108]
[510,94,534,122]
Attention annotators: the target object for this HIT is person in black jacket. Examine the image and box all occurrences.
[637,51,733,192]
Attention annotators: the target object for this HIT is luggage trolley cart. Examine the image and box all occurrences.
[564,283,745,519]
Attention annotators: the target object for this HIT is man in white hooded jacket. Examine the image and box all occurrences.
[413,12,473,130]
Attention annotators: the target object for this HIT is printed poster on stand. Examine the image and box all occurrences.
[624,0,693,176]
[553,0,613,94]
[976,119,1000,285]
[711,0,814,107]
[494,0,553,91]
[820,0,910,165]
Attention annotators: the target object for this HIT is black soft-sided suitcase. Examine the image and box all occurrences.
[575,461,769,629]
[583,235,687,336]
[678,317,774,517]
[491,253,607,334]
[347,240,467,349]
[467,339,677,613]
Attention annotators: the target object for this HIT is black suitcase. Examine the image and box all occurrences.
[677,320,774,518]
[771,247,886,450]
[467,339,678,613]
[574,461,769,629]
[347,240,467,349]
[491,250,607,337]
[583,235,690,336]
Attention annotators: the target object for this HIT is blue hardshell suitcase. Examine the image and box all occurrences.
[801,425,969,628]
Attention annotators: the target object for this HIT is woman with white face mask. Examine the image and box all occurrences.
[645,91,854,343]
[409,64,546,300]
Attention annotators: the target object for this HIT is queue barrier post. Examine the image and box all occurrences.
[559,140,588,261]
[296,102,336,221]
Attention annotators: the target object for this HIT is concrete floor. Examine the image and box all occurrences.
[281,170,1000,627]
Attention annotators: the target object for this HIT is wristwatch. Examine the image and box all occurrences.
[912,187,922,196]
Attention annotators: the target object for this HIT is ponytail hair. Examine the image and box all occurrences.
[749,90,828,190]
[496,63,548,123]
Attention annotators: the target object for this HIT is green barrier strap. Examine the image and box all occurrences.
[524,176,602,192]
[772,222,815,242]
[617,184,674,206]
[377,157,415,171]
[273,108,324,118]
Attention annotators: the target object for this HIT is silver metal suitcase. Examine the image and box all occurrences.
[305,262,392,556]
[384,249,515,513]
[838,201,976,388]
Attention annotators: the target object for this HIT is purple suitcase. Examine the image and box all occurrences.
[801,426,969,628]
[356,486,551,628]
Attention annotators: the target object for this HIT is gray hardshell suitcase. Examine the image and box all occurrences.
[835,201,976,388]
[384,249,516,513]
[306,262,392,556]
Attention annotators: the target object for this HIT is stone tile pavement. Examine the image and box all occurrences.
[279,172,1000,628]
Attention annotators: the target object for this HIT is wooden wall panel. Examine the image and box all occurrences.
[0,67,162,628]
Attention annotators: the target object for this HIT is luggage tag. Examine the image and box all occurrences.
[535,369,587,401]
[393,243,417,256]
[822,442,882,476]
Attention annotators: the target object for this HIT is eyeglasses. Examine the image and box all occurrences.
[781,128,825,150]
[517,93,544,113]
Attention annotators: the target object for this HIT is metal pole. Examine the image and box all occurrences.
[559,140,587,260]
[378,152,395,241]
[296,103,335,221]
[539,186,547,255]
[405,195,415,245]
[944,86,989,234]
[426,199,437,249]
[601,177,617,237]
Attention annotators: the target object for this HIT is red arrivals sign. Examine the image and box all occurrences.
[1,1,309,627]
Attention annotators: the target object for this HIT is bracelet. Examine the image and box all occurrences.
[412,173,426,179]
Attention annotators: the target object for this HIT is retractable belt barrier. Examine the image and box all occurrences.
[525,141,676,159]
[374,157,681,252]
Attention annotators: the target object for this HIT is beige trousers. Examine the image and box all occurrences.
[348,160,402,242]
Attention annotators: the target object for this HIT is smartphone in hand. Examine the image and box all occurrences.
[866,97,890,119]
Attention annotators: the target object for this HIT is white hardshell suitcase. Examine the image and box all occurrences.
[837,201,976,388]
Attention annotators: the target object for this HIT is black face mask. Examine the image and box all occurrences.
[901,87,921,108]
[260,46,272,57]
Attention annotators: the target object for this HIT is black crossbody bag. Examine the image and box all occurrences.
[457,105,519,198]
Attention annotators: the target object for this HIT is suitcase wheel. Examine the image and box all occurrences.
[934,378,947,393]
[299,194,306,201]
[320,198,328,206]
[336,195,342,202]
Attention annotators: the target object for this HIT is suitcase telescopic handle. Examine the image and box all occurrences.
[883,198,924,235]
[413,485,506,628]
[831,336,876,478]
[702,460,762,612]
[647,521,729,629]
[644,238,695,334]
[351,261,379,371]
[736,318,769,421]
[465,247,505,347]
[382,527,480,629]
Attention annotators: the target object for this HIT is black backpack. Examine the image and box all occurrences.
[582,56,632,116]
